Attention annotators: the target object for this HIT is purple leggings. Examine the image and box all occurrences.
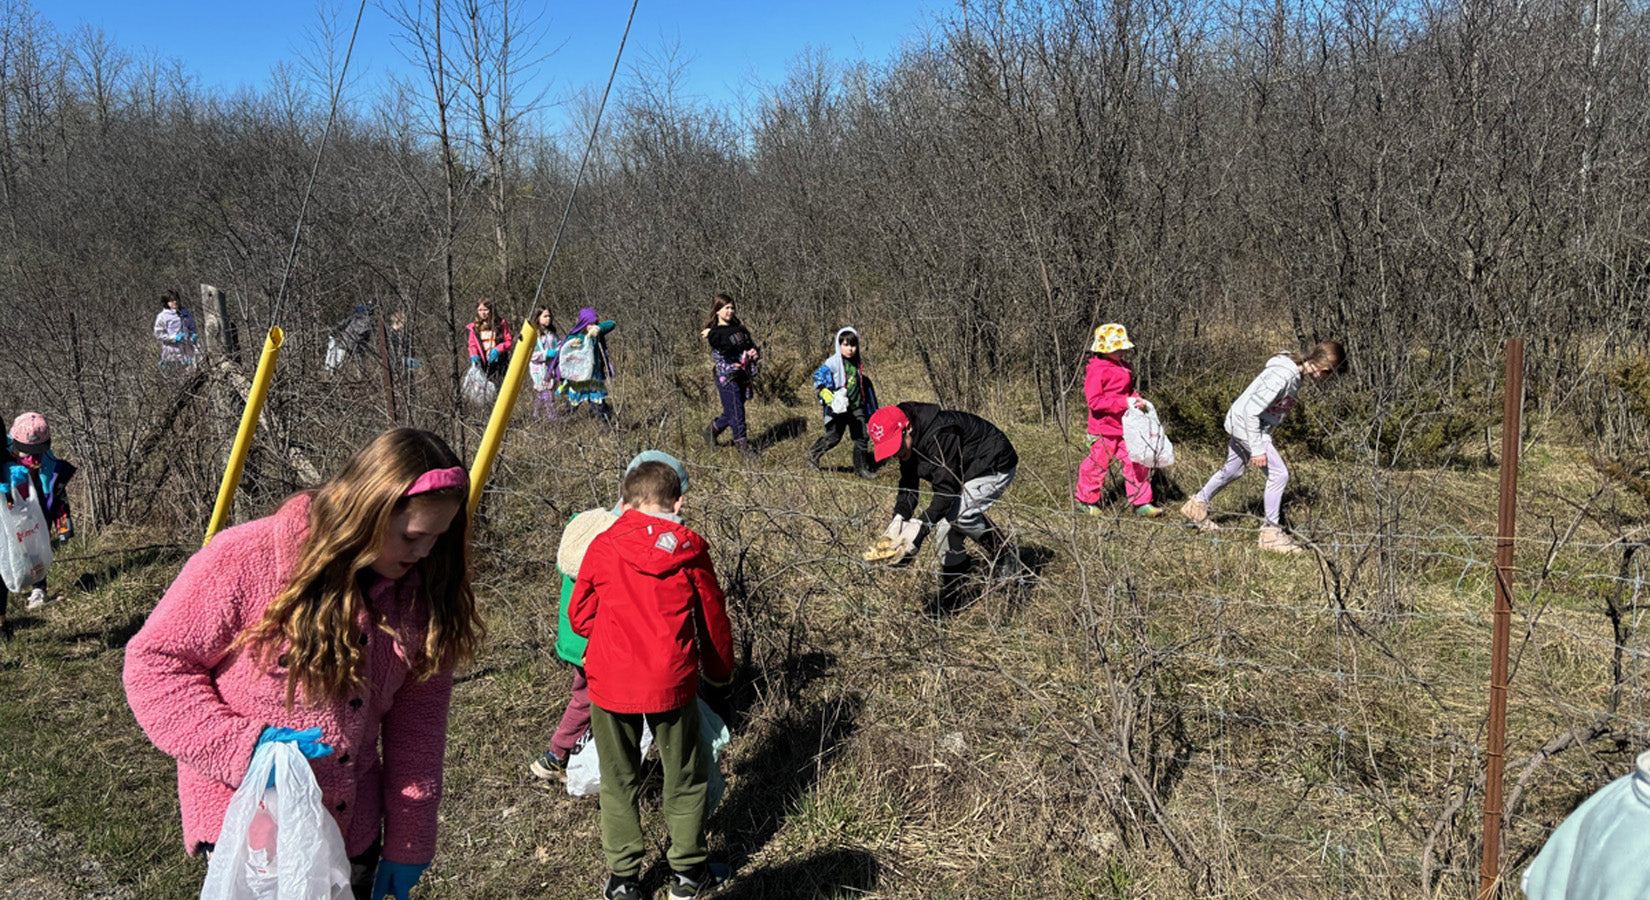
[550,666,591,759]
[712,377,748,443]
[1195,436,1289,525]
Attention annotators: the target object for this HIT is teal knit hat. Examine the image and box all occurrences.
[611,449,690,513]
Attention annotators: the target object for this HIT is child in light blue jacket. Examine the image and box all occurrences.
[807,327,879,478]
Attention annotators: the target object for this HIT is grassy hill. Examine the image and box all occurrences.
[0,385,1641,899]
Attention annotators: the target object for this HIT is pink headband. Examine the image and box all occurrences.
[405,466,468,497]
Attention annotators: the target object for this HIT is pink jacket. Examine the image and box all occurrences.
[1084,355,1136,438]
[123,495,453,864]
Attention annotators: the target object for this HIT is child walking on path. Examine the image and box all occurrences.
[1074,324,1161,518]
[701,294,761,457]
[123,429,484,900]
[6,412,76,617]
[529,451,691,784]
[569,461,735,900]
[558,307,617,424]
[807,327,878,478]
[1180,341,1346,552]
[527,307,561,421]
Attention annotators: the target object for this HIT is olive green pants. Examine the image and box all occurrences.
[590,701,708,877]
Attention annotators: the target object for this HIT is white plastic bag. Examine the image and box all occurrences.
[1122,400,1175,469]
[0,487,53,592]
[565,699,732,814]
[557,336,596,383]
[461,365,497,407]
[201,741,352,900]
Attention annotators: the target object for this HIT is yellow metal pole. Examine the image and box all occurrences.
[204,327,285,545]
[468,319,538,516]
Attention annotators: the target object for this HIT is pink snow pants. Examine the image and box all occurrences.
[1075,433,1153,507]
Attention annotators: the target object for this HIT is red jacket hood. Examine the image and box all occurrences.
[600,510,707,576]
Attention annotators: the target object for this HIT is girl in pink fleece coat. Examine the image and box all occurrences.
[124,429,483,900]
[1074,323,1162,517]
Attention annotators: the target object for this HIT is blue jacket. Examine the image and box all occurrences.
[811,326,878,422]
[6,448,75,520]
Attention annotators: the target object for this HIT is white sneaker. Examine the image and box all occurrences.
[25,587,46,610]
[1258,526,1304,554]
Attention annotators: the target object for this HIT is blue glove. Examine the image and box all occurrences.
[256,726,334,788]
[486,348,500,364]
[372,861,429,900]
[470,355,482,367]
[405,358,422,369]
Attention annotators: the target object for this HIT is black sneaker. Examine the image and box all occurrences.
[668,863,732,899]
[603,874,643,900]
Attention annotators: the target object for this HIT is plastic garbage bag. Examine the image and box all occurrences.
[201,741,351,900]
[1523,749,1650,900]
[565,699,732,814]
[1122,400,1175,469]
[557,335,596,383]
[461,365,497,407]
[0,486,53,592]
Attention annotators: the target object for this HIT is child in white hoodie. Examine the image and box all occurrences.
[1180,341,1345,552]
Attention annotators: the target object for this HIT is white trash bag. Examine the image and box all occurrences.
[0,487,53,593]
[565,699,733,814]
[201,741,352,900]
[461,365,498,407]
[1122,400,1175,469]
[557,335,596,383]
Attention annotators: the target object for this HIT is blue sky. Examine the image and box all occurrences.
[42,0,943,129]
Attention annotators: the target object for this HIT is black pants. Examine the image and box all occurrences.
[809,412,868,461]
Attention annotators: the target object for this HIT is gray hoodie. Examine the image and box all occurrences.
[1223,353,1303,450]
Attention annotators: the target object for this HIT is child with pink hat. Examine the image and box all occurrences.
[5,412,77,618]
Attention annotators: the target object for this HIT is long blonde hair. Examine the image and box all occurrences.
[235,428,483,708]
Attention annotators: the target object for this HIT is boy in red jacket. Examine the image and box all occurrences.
[569,461,736,900]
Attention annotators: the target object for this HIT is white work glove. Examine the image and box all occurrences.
[830,391,850,414]
[866,515,919,562]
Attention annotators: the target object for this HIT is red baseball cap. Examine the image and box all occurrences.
[867,406,909,462]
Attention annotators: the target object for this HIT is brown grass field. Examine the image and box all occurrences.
[0,372,1642,899]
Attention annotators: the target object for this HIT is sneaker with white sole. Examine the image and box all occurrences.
[603,874,643,900]
[1134,503,1164,518]
[1258,525,1303,554]
[25,587,46,610]
[1180,498,1219,531]
[529,750,568,782]
[668,862,732,899]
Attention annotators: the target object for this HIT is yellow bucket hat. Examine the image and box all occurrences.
[1091,323,1134,354]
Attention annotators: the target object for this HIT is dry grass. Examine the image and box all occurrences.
[0,383,1644,899]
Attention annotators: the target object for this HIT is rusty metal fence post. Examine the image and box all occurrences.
[1480,337,1524,898]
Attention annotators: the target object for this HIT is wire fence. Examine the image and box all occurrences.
[62,345,1650,897]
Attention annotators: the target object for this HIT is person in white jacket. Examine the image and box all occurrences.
[1180,341,1345,552]
[152,289,198,368]
[1523,749,1650,899]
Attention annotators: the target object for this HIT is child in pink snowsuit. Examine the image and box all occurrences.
[1074,324,1162,518]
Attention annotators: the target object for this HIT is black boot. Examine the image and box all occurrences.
[932,554,974,617]
[976,519,1029,581]
[736,439,757,459]
[853,446,877,479]
[703,423,720,449]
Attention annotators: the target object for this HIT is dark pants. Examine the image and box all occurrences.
[809,412,868,463]
[711,378,748,443]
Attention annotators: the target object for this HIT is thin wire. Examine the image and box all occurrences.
[527,0,641,311]
[269,0,370,330]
